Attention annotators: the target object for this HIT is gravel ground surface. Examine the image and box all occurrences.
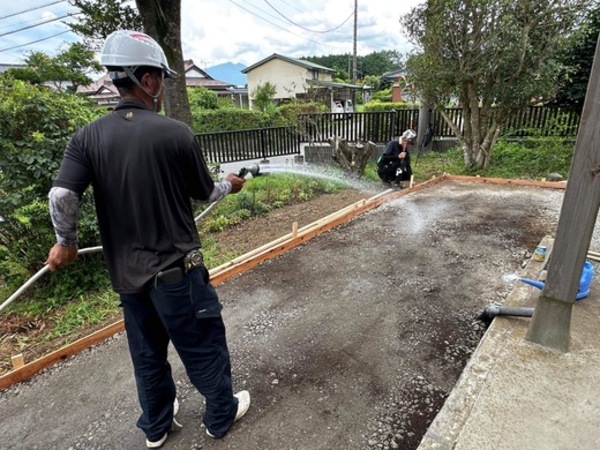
[0,180,569,450]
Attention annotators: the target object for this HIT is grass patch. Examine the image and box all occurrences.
[48,290,121,339]
[197,235,240,269]
[196,172,348,234]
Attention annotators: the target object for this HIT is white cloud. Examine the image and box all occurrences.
[180,0,423,68]
[1,0,424,67]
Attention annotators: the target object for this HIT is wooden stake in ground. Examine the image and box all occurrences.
[526,33,600,352]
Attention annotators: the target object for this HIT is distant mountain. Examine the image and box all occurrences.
[205,62,247,87]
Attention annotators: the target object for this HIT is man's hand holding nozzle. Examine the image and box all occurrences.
[226,172,246,193]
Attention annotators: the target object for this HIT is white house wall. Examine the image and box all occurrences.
[247,59,332,108]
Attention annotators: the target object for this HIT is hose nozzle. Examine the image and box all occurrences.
[238,163,261,178]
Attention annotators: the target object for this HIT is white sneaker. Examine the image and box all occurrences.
[234,390,251,421]
[145,398,182,448]
[206,391,251,438]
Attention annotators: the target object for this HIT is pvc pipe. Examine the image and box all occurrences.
[195,201,219,222]
[0,246,103,313]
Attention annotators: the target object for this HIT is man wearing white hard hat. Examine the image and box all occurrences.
[376,129,415,188]
[45,30,250,447]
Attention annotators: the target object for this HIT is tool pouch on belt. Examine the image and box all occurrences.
[155,249,204,286]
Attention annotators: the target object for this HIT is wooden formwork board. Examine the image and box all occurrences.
[0,175,566,390]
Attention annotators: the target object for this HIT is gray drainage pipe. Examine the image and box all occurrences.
[477,305,534,324]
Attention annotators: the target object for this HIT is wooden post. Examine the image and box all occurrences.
[11,354,25,370]
[292,221,298,238]
[526,33,600,352]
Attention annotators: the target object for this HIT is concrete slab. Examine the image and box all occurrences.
[419,238,600,450]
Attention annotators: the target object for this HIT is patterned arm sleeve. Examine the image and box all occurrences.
[207,180,232,203]
[48,187,80,247]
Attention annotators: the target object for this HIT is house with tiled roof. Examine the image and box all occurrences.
[242,53,363,110]
[76,73,120,107]
[183,60,234,93]
[78,60,246,109]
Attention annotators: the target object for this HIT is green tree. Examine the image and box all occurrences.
[553,1,600,112]
[303,50,404,82]
[252,82,277,112]
[69,0,143,50]
[358,50,404,78]
[405,0,588,169]
[303,54,350,81]
[6,43,101,92]
[361,75,382,92]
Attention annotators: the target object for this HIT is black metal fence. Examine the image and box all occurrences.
[503,106,580,137]
[196,126,300,164]
[196,106,580,164]
[432,106,580,138]
[296,109,419,143]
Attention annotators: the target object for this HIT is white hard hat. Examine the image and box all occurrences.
[401,129,417,141]
[101,30,177,78]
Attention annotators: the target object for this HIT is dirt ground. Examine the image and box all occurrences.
[0,189,367,375]
[0,180,567,450]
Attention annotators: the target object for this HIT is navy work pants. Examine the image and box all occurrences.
[120,266,238,441]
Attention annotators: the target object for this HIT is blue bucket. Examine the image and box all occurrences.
[577,261,594,300]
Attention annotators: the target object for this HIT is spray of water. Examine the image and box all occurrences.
[257,162,382,194]
[502,272,521,283]
[382,198,449,235]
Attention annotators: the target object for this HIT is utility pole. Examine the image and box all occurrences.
[351,0,358,109]
[352,0,358,83]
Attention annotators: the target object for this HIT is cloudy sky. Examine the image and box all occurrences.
[1,0,424,69]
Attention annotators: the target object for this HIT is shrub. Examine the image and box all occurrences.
[0,76,109,301]
[187,86,219,110]
[192,109,270,133]
[363,101,415,112]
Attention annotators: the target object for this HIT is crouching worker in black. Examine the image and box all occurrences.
[45,30,250,448]
[377,130,414,188]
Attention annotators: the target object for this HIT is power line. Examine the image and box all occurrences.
[227,0,351,52]
[0,7,75,32]
[273,0,303,15]
[0,0,67,21]
[0,12,78,38]
[263,0,353,33]
[0,29,71,53]
[237,0,294,27]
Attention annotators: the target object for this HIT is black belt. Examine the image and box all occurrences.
[155,249,204,286]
